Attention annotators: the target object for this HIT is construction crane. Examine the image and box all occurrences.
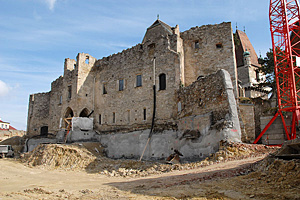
[254,0,300,144]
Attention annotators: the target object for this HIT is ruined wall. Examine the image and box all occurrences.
[181,22,238,96]
[27,20,241,138]
[48,76,64,133]
[239,104,255,142]
[27,92,50,136]
[177,69,241,142]
[93,34,181,132]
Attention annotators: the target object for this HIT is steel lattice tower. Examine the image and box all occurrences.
[254,0,300,143]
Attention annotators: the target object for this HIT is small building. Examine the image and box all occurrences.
[0,118,25,142]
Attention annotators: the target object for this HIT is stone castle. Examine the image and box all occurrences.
[26,19,265,159]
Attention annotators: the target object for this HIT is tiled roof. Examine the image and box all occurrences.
[235,30,260,67]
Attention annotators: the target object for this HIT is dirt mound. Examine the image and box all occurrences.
[21,144,97,170]
[0,136,24,146]
[20,141,277,177]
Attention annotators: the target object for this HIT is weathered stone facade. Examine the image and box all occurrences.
[26,19,243,159]
[27,20,240,137]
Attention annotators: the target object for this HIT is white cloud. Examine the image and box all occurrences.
[0,80,11,97]
[45,0,57,11]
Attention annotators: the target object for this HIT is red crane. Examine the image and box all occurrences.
[254,0,300,144]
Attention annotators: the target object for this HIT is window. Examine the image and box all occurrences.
[127,110,130,123]
[195,41,199,49]
[159,73,166,90]
[113,112,116,123]
[216,43,223,49]
[85,56,89,64]
[1,124,3,128]
[143,108,146,120]
[99,114,102,125]
[119,79,124,91]
[103,83,107,94]
[256,70,260,82]
[59,95,62,104]
[136,75,142,87]
[68,86,72,99]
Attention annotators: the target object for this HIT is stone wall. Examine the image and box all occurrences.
[26,20,240,143]
[93,36,181,132]
[98,69,241,160]
[181,22,238,96]
[239,104,255,142]
[27,92,50,136]
[177,69,241,142]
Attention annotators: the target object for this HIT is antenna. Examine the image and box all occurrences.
[157,14,159,20]
[243,26,246,32]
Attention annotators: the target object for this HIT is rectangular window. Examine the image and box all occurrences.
[143,108,146,120]
[256,71,260,82]
[103,83,107,94]
[216,43,223,48]
[59,95,62,104]
[127,110,130,123]
[113,112,116,123]
[136,75,142,87]
[68,86,72,99]
[195,41,199,49]
[99,114,102,124]
[119,79,124,91]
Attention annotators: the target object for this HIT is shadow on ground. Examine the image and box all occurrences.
[105,161,256,199]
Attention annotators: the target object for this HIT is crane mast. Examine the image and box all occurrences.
[254,0,300,143]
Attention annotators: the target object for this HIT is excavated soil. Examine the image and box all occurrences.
[21,141,277,178]
[0,141,298,199]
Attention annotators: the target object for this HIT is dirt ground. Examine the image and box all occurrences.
[0,142,299,200]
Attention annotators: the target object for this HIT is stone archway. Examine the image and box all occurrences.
[64,107,74,118]
[64,107,74,129]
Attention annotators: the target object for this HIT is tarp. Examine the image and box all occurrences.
[72,117,93,131]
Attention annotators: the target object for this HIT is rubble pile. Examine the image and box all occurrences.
[202,140,278,164]
[21,144,97,170]
[252,156,300,185]
[20,142,278,178]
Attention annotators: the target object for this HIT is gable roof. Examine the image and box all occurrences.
[235,30,260,67]
[147,19,173,34]
[0,119,17,130]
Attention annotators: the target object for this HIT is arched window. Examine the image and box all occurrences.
[79,108,90,117]
[159,73,166,90]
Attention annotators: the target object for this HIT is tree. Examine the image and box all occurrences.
[257,49,276,97]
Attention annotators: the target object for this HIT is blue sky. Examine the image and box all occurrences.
[0,0,271,130]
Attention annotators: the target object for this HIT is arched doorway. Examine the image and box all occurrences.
[79,108,90,117]
[64,107,74,129]
[64,107,74,118]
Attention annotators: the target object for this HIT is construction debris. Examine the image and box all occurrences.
[20,141,277,178]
